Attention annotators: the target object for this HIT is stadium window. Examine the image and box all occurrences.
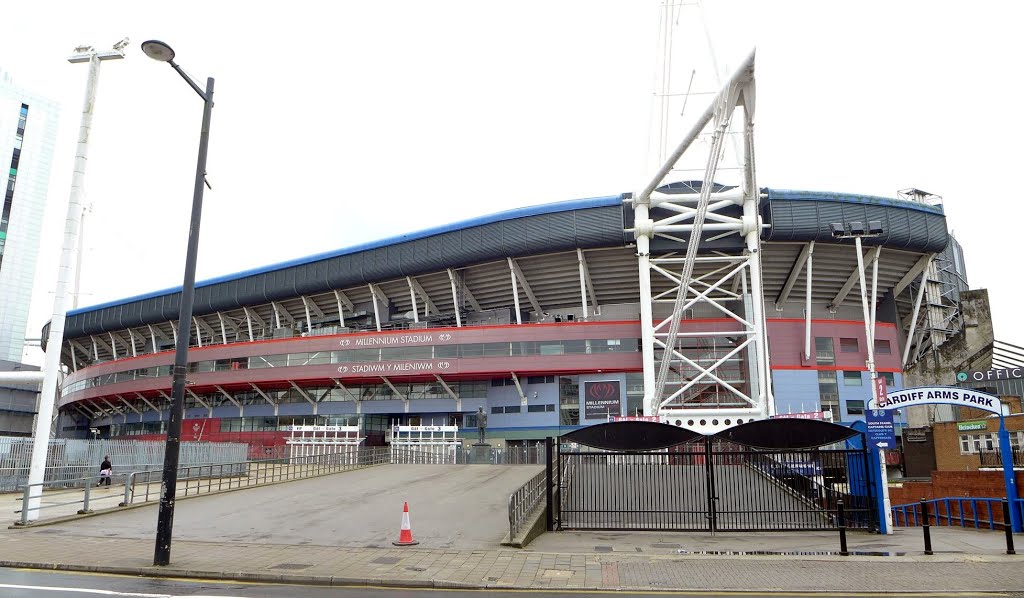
[960,434,971,454]
[845,400,865,415]
[882,372,895,386]
[874,339,892,355]
[815,337,835,365]
[842,371,863,386]
[817,370,839,414]
[839,338,859,353]
[527,404,555,413]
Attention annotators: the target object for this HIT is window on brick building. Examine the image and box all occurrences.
[839,338,859,353]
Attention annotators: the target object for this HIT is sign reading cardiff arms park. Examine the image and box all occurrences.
[872,386,1002,415]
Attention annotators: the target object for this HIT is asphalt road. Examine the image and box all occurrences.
[36,464,541,549]
[3,567,1007,598]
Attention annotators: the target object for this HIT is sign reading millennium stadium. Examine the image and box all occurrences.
[872,386,1002,415]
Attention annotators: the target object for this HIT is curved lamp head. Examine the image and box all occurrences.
[141,40,175,62]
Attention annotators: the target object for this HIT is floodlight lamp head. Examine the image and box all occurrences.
[141,40,175,63]
[848,221,865,236]
[867,220,884,235]
[829,223,846,238]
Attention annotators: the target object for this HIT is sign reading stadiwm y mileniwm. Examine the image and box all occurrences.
[871,386,1002,415]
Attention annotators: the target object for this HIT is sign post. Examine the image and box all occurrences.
[870,376,892,534]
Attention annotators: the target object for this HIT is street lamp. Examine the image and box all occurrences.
[832,220,892,533]
[142,40,214,567]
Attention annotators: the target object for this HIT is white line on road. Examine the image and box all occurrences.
[0,583,250,598]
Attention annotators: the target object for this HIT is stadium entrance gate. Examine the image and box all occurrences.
[389,425,461,463]
[549,419,876,532]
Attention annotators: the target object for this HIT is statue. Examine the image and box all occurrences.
[476,406,488,444]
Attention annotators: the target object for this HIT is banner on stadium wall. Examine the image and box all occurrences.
[584,380,622,419]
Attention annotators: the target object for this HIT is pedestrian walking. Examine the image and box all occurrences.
[98,455,112,487]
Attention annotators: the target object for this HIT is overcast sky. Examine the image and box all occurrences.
[4,1,1023,365]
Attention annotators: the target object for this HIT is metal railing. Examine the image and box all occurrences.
[388,444,548,465]
[0,437,247,492]
[979,449,1024,468]
[892,497,1006,530]
[508,469,546,539]
[15,447,389,525]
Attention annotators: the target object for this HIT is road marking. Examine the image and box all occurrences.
[0,584,250,598]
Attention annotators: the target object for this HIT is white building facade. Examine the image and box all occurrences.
[0,70,60,363]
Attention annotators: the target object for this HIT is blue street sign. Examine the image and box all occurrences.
[866,408,896,448]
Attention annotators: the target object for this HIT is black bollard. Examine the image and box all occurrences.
[1003,498,1016,555]
[837,499,848,556]
[920,499,933,555]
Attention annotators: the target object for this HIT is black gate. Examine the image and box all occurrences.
[550,419,875,532]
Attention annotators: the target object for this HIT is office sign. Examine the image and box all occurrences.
[871,386,1001,414]
[584,380,622,419]
[865,409,896,449]
[959,368,1024,383]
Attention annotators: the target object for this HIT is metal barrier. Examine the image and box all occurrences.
[507,469,546,539]
[0,437,247,492]
[892,497,1004,530]
[15,447,390,525]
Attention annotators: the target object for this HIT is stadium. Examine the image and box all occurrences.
[45,55,968,457]
[48,184,963,451]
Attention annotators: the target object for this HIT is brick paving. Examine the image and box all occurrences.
[2,525,1024,593]
[4,469,1024,594]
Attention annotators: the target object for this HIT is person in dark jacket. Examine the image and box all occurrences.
[99,455,112,486]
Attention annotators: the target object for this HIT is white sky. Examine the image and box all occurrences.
[4,1,1023,365]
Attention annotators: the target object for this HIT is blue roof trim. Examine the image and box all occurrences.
[764,188,945,215]
[68,194,625,316]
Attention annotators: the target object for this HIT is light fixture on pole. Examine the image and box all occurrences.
[141,39,214,567]
[832,219,892,534]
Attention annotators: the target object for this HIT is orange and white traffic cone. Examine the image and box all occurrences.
[392,501,419,546]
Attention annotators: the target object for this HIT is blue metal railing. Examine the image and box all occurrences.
[892,497,1006,530]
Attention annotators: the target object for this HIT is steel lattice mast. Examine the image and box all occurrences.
[630,50,771,433]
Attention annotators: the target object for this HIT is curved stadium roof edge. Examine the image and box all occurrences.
[68,194,625,316]
[66,188,946,317]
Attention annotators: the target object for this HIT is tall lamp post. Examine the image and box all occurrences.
[141,40,214,567]
[830,220,892,533]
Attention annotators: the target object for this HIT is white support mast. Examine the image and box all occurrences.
[631,50,766,434]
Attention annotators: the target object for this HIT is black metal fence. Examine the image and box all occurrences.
[979,449,1024,468]
[554,438,873,532]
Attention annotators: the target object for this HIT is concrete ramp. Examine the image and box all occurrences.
[35,464,542,549]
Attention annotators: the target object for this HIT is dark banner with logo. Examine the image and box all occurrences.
[584,380,622,419]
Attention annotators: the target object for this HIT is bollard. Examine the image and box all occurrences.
[920,499,933,555]
[19,482,31,525]
[837,499,848,556]
[78,479,93,515]
[1003,498,1016,555]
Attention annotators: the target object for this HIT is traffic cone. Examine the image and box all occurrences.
[392,501,419,546]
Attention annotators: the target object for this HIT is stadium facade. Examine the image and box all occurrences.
[47,186,967,452]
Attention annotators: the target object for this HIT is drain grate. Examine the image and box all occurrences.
[406,566,427,572]
[594,546,613,552]
[372,556,401,565]
[269,563,312,570]
[651,543,680,548]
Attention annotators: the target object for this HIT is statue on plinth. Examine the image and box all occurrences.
[476,406,488,445]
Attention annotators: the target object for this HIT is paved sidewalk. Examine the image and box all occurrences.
[2,520,1024,593]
